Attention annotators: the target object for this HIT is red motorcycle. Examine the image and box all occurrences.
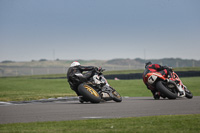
[143,70,193,99]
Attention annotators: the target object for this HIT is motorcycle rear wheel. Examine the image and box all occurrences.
[156,81,177,99]
[78,83,101,103]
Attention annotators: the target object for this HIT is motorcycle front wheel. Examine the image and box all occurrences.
[156,81,177,99]
[184,87,193,99]
[78,83,101,103]
[111,88,122,102]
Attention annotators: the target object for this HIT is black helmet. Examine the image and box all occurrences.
[145,61,152,68]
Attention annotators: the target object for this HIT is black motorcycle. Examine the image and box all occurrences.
[77,68,122,103]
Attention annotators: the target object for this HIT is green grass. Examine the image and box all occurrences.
[0,73,200,132]
[16,67,200,77]
[103,69,144,75]
[0,77,74,101]
[109,77,200,97]
[0,76,200,102]
[0,114,200,132]
[173,67,200,71]
[102,67,200,75]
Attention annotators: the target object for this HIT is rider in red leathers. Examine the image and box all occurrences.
[143,62,173,99]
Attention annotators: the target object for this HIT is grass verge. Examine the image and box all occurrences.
[0,76,200,101]
[0,114,200,132]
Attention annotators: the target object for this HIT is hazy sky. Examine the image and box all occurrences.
[0,0,200,61]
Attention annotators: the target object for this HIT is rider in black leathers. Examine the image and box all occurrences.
[67,61,97,96]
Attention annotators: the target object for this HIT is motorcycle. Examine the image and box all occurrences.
[77,68,122,103]
[143,70,193,99]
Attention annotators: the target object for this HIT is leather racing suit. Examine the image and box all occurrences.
[143,64,172,99]
[67,65,96,96]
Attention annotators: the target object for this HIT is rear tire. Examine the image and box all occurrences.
[156,81,177,99]
[78,83,101,103]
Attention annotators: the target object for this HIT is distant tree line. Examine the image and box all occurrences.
[1,60,15,63]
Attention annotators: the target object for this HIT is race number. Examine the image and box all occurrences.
[148,75,157,84]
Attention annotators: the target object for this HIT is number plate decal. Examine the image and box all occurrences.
[148,75,157,84]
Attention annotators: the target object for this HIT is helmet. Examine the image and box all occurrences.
[145,61,152,68]
[70,61,80,67]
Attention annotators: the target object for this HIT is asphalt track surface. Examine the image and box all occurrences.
[0,96,200,124]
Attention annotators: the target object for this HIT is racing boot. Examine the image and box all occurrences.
[153,92,160,100]
[79,96,89,103]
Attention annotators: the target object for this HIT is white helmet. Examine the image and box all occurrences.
[70,61,80,67]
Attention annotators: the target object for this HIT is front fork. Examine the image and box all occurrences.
[101,86,115,99]
[166,80,186,97]
[177,84,186,97]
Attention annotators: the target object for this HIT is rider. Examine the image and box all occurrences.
[143,61,173,99]
[67,61,99,96]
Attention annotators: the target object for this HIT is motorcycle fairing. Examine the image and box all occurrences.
[145,72,165,85]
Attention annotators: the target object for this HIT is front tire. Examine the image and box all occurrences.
[184,87,193,99]
[185,92,193,99]
[111,88,122,102]
[78,83,101,103]
[156,81,177,99]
